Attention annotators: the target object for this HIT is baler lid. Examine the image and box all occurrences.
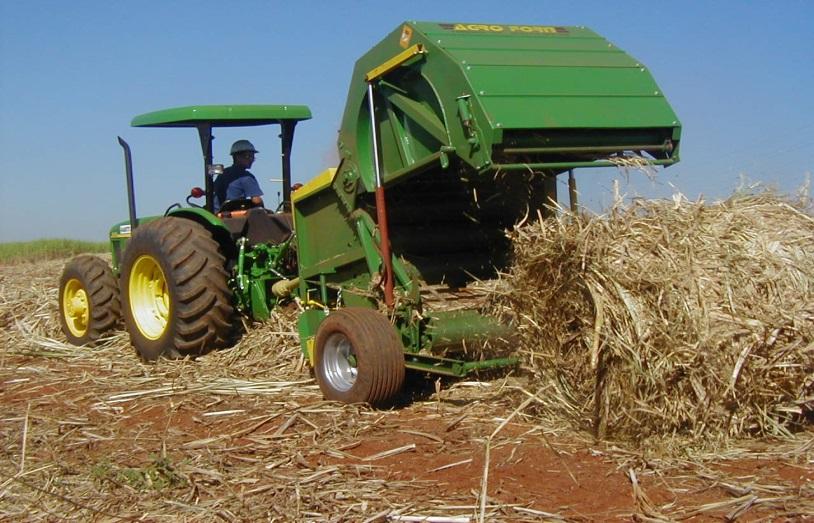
[131,104,312,128]
[408,22,679,130]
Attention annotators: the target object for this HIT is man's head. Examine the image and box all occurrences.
[230,139,258,169]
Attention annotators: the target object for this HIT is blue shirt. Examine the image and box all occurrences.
[213,166,264,212]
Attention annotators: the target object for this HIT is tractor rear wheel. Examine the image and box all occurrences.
[314,308,405,406]
[58,255,121,346]
[120,217,233,360]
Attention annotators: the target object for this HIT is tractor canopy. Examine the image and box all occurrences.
[131,104,312,128]
[130,104,312,213]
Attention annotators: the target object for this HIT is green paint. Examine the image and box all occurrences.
[297,308,328,357]
[425,310,511,349]
[404,353,521,377]
[334,21,680,195]
[167,207,231,230]
[230,238,296,321]
[131,105,312,127]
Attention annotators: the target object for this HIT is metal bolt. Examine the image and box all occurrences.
[654,91,659,95]
[496,123,502,127]
[479,90,485,95]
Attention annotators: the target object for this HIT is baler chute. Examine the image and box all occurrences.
[293,21,681,403]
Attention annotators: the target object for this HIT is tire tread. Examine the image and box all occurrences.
[121,217,234,360]
[58,255,121,346]
[314,308,405,406]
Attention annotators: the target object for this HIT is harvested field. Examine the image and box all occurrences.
[2,193,813,521]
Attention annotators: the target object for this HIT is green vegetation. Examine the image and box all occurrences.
[91,455,186,491]
[0,239,108,264]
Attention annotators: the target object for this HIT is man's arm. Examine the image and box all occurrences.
[242,174,265,208]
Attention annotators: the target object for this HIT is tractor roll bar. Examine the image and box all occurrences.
[196,123,215,212]
[280,121,297,213]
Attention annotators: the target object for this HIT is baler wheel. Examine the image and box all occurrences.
[314,308,405,406]
[120,217,234,360]
[58,255,121,346]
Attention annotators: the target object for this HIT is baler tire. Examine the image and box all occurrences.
[120,217,234,361]
[314,308,405,406]
[58,255,121,346]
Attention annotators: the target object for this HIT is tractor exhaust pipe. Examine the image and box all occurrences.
[117,136,138,231]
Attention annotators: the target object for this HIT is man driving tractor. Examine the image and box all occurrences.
[213,139,264,213]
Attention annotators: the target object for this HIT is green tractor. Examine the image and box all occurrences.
[59,105,311,359]
[59,21,681,406]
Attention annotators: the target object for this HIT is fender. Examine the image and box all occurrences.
[168,207,235,259]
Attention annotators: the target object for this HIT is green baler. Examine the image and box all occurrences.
[291,22,681,403]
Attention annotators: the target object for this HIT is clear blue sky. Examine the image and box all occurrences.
[1,1,811,241]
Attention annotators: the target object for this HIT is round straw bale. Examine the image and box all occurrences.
[500,192,814,442]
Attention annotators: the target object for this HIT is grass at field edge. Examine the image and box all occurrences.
[0,239,108,264]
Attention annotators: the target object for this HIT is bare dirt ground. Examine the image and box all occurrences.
[1,259,812,521]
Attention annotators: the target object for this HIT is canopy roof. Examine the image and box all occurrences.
[131,104,312,128]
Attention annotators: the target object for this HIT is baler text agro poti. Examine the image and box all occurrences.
[58,22,681,405]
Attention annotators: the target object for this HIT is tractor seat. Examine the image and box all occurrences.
[221,208,293,246]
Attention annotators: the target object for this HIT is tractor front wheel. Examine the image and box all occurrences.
[120,217,234,360]
[58,255,120,346]
[314,308,405,406]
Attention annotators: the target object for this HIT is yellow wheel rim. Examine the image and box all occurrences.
[129,255,170,340]
[62,278,89,337]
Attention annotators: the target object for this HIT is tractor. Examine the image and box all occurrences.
[59,104,310,356]
[59,21,681,406]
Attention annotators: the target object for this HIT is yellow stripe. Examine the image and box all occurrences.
[306,337,316,366]
[365,44,425,82]
[292,168,337,203]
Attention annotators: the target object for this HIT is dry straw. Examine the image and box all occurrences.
[497,190,814,442]
[1,211,813,519]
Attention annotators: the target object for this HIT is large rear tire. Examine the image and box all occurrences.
[120,217,234,360]
[314,308,405,406]
[58,255,120,346]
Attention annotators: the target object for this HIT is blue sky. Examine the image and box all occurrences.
[1,1,812,241]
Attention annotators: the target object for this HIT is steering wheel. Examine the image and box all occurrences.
[219,198,258,213]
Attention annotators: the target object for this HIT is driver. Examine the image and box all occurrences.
[213,140,264,213]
